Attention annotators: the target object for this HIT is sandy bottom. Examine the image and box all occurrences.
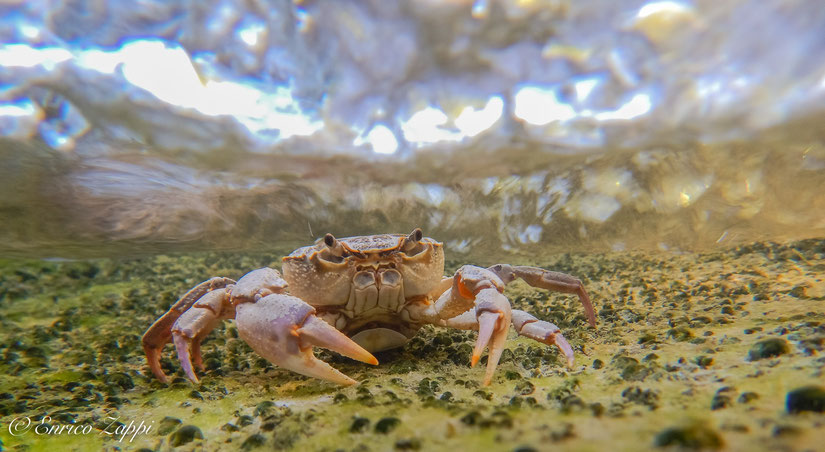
[1,239,824,451]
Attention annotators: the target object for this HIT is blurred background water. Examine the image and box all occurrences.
[1,0,824,259]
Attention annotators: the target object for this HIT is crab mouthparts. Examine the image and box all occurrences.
[355,262,395,271]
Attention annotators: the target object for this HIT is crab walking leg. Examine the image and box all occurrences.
[511,309,575,367]
[171,288,235,383]
[488,264,597,327]
[235,294,378,386]
[142,276,235,383]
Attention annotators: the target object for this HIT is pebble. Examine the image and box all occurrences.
[654,423,723,449]
[747,338,789,361]
[375,417,401,434]
[169,425,204,446]
[786,386,825,414]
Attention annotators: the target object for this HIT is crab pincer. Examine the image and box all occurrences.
[235,294,378,385]
[470,287,513,386]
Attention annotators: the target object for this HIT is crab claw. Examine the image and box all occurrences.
[298,316,379,366]
[470,287,512,386]
[173,333,201,383]
[236,294,377,385]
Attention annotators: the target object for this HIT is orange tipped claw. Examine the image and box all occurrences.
[298,315,379,366]
[472,311,499,368]
[469,287,513,386]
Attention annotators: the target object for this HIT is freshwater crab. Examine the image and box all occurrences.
[142,229,596,386]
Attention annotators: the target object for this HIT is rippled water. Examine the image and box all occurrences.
[1,0,824,259]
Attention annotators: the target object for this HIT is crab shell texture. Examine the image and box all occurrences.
[282,232,444,308]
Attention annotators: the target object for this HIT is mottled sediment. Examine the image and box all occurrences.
[1,239,824,451]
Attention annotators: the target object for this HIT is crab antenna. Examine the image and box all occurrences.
[324,233,345,255]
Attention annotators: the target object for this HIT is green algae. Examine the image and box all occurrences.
[0,239,824,451]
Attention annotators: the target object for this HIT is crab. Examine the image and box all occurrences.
[142,229,596,386]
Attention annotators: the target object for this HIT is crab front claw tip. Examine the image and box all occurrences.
[298,315,379,366]
[475,310,509,386]
[471,288,513,386]
[173,333,201,383]
[471,311,499,368]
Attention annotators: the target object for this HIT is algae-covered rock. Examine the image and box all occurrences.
[394,438,422,450]
[157,416,182,435]
[241,433,267,450]
[654,422,723,449]
[747,338,789,361]
[786,386,825,414]
[350,416,370,433]
[710,387,735,411]
[169,425,204,446]
[375,416,401,433]
[738,392,759,404]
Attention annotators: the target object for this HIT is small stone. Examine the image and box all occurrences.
[642,353,659,362]
[241,433,266,450]
[237,415,254,426]
[106,372,135,391]
[254,401,275,417]
[513,447,538,452]
[788,285,809,299]
[653,423,723,450]
[394,438,421,450]
[747,338,789,361]
[738,392,759,404]
[460,411,482,426]
[695,356,714,368]
[560,395,585,413]
[622,386,659,410]
[710,394,732,411]
[221,423,239,432]
[515,381,535,395]
[667,327,693,342]
[772,425,801,437]
[157,416,182,435]
[638,333,657,344]
[350,417,370,433]
[375,417,401,434]
[786,386,825,413]
[169,425,203,447]
[473,390,492,400]
[592,359,604,369]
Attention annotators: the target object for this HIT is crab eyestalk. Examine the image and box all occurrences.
[324,233,345,256]
[401,227,424,252]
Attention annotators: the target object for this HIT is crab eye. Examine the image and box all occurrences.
[318,233,345,263]
[401,228,425,255]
